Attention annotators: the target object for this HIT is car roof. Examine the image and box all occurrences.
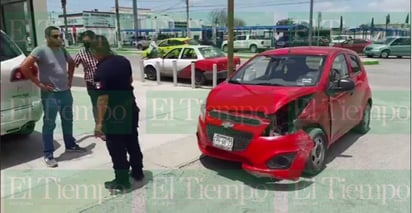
[163,37,191,41]
[262,46,353,56]
[168,45,217,49]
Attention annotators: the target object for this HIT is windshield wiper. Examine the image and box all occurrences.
[228,79,242,84]
[253,82,285,86]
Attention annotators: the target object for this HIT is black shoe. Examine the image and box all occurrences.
[130,170,145,181]
[66,145,87,153]
[104,179,131,190]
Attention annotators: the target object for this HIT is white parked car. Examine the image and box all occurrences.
[0,30,42,136]
[329,35,351,46]
[143,45,241,85]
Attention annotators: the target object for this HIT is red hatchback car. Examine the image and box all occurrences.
[197,47,372,180]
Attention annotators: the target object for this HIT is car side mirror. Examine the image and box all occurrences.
[329,78,355,92]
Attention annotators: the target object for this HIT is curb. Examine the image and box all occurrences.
[361,60,380,65]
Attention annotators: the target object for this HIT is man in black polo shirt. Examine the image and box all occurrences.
[90,35,144,190]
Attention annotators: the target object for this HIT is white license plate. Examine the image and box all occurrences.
[212,133,234,151]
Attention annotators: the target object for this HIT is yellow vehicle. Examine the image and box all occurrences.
[143,37,200,58]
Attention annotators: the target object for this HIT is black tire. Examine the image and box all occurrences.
[144,66,157,80]
[366,54,373,58]
[250,45,258,53]
[195,71,206,85]
[16,121,35,136]
[380,50,390,58]
[352,103,371,134]
[137,44,143,50]
[222,45,228,52]
[304,128,327,176]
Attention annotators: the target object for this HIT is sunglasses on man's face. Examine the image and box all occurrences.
[51,35,62,39]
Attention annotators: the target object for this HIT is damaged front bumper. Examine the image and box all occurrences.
[197,118,314,180]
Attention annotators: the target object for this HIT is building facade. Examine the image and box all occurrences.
[54,7,205,46]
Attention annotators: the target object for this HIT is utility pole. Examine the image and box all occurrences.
[308,0,314,46]
[317,12,321,46]
[227,0,234,78]
[115,0,122,48]
[186,0,190,37]
[61,0,68,46]
[133,0,138,36]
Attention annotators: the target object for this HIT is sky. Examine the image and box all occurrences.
[47,0,411,27]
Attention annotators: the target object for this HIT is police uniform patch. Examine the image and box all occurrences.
[95,81,102,89]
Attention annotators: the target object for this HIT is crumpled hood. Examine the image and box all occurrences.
[206,82,317,114]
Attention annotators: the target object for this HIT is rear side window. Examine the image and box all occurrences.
[0,32,22,62]
[348,54,362,73]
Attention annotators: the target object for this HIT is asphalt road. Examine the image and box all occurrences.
[1,56,410,213]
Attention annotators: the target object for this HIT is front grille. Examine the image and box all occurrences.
[206,125,254,151]
[208,110,263,126]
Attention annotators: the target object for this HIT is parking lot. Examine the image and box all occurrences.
[1,55,410,213]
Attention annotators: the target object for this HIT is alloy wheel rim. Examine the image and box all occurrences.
[311,136,325,167]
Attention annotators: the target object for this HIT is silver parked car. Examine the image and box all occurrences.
[364,36,411,58]
[0,30,42,136]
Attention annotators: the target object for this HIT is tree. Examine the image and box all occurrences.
[371,17,375,36]
[276,18,294,25]
[208,9,246,27]
[339,16,343,33]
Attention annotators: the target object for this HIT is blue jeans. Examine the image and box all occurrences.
[41,90,77,158]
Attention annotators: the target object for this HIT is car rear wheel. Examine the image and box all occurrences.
[195,71,206,85]
[16,121,35,136]
[352,103,371,134]
[380,50,390,58]
[304,128,327,176]
[144,66,157,80]
[137,44,143,50]
[223,45,228,52]
[250,45,257,53]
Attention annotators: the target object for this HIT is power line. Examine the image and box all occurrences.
[155,0,350,12]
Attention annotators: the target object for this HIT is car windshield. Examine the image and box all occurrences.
[198,46,226,58]
[229,55,326,87]
[374,37,396,44]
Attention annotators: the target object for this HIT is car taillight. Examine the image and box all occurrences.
[11,66,37,82]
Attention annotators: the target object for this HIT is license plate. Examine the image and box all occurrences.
[212,133,234,151]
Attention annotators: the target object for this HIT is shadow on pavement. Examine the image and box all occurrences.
[108,170,153,195]
[199,132,364,190]
[0,132,61,170]
[55,143,97,161]
[199,156,313,191]
[324,132,363,164]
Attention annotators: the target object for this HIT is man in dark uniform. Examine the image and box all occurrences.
[90,35,144,190]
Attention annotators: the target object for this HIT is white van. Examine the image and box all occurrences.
[0,30,42,136]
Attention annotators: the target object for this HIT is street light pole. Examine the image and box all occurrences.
[186,0,190,37]
[227,0,234,78]
[61,0,68,46]
[115,0,122,48]
[133,0,138,36]
[308,0,314,46]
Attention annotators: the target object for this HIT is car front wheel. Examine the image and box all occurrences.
[304,128,327,176]
[195,71,206,85]
[144,66,157,80]
[380,50,390,58]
